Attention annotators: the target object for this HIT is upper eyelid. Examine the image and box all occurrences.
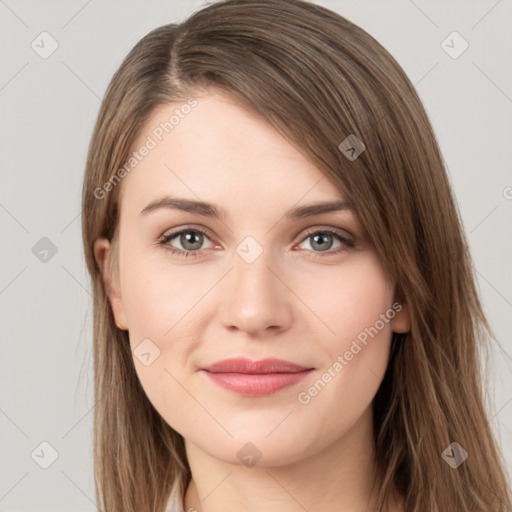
[161,225,214,242]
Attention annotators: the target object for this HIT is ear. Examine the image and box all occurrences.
[93,238,128,330]
[390,300,410,334]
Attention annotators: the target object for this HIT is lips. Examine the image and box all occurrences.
[201,357,312,374]
[200,357,314,396]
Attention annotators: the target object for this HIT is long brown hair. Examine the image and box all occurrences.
[81,1,511,510]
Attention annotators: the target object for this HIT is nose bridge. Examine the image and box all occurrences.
[219,238,291,334]
[234,247,274,296]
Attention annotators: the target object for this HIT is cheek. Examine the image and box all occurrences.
[293,253,395,421]
[118,248,204,430]
[305,252,395,349]
[120,246,204,339]
[117,241,218,391]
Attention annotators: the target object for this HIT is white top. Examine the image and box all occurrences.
[164,489,186,512]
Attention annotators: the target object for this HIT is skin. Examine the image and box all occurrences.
[94,90,409,512]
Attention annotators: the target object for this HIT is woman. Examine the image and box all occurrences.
[81,0,511,510]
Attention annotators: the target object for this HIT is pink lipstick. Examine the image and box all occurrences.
[200,357,314,396]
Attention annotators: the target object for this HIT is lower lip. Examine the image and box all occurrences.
[201,370,313,396]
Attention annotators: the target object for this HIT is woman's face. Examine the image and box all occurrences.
[95,91,409,467]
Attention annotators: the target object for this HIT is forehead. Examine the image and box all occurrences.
[119,92,345,214]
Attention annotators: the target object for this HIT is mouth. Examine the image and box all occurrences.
[200,357,314,396]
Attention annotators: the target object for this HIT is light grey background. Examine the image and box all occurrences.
[1,1,511,510]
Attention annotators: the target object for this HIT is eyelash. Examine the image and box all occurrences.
[158,226,356,259]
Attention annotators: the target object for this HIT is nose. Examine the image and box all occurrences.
[218,248,293,336]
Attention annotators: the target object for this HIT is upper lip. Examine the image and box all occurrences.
[201,357,313,374]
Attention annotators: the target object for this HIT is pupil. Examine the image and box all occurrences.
[312,233,332,251]
[182,232,202,250]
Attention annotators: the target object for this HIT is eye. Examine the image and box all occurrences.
[158,226,356,259]
[159,227,216,258]
[296,229,355,257]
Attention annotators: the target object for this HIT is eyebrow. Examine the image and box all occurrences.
[140,196,354,221]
